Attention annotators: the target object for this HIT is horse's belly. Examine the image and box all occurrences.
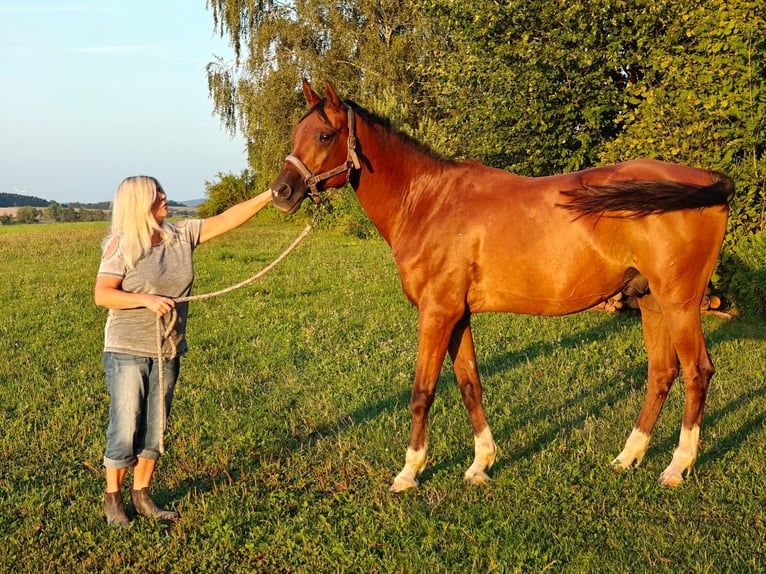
[472,291,608,316]
[468,266,624,316]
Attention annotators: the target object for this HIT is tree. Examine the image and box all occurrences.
[45,203,78,222]
[198,170,260,218]
[79,209,107,222]
[46,203,63,222]
[15,207,40,224]
[417,0,685,176]
[206,0,439,200]
[202,0,764,254]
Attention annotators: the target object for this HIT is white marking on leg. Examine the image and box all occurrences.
[464,426,497,484]
[659,424,700,486]
[611,428,651,470]
[390,444,427,492]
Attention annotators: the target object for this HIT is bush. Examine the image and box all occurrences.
[313,188,378,239]
[199,170,260,218]
[728,229,766,319]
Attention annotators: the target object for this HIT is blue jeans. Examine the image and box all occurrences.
[103,352,180,469]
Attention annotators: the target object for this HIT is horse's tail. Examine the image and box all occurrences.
[558,170,734,217]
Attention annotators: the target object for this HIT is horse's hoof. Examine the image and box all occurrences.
[610,456,641,471]
[464,469,491,485]
[389,476,418,492]
[658,471,684,487]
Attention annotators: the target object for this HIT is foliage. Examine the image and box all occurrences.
[203,0,765,303]
[420,0,765,241]
[1,222,765,572]
[14,206,41,224]
[77,209,108,223]
[303,188,379,239]
[46,203,78,222]
[0,204,107,225]
[199,170,262,218]
[206,0,436,139]
[728,229,766,319]
[418,0,659,175]
[204,0,764,221]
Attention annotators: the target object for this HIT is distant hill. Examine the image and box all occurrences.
[0,193,205,210]
[0,192,49,208]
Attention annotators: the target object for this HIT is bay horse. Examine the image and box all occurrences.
[270,80,733,492]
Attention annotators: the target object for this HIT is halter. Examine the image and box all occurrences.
[284,102,361,204]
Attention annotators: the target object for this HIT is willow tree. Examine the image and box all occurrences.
[205,0,437,197]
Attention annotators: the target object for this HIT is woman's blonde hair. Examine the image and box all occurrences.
[103,176,174,269]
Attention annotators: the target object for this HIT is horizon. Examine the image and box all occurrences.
[0,189,205,208]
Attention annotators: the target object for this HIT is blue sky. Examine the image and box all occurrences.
[0,1,248,204]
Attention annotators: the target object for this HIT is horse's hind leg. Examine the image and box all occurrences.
[612,295,679,471]
[657,305,714,486]
[448,312,496,484]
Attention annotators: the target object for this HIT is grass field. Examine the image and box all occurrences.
[1,219,765,573]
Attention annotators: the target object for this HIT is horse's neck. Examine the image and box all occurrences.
[354,123,442,245]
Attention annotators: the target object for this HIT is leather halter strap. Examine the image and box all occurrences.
[285,103,361,204]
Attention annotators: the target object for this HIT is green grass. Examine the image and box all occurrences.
[1,220,765,573]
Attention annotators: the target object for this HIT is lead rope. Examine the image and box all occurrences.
[155,221,314,454]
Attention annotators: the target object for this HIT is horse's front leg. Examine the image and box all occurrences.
[449,311,496,484]
[390,310,455,492]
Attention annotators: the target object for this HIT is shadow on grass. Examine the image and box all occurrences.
[697,316,766,467]
[424,313,651,481]
[173,310,765,498]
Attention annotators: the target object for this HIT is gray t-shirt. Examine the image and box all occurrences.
[97,220,204,358]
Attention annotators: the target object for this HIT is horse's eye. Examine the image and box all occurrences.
[319,132,334,143]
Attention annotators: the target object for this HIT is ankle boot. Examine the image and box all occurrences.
[130,487,179,521]
[104,491,129,526]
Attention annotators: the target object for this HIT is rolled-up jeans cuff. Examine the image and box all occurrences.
[103,456,137,470]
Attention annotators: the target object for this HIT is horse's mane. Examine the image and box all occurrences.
[340,99,457,165]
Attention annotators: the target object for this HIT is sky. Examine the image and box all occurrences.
[0,1,248,204]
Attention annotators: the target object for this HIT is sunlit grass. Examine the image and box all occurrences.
[1,220,765,572]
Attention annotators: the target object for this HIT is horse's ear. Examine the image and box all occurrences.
[324,81,342,110]
[302,79,320,106]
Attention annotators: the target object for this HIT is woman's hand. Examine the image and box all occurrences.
[142,294,176,316]
[95,275,175,315]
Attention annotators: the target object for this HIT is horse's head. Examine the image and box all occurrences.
[270,80,361,215]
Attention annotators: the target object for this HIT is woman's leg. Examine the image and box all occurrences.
[130,357,181,521]
[102,352,148,526]
[105,466,130,493]
[130,456,178,521]
[132,456,156,490]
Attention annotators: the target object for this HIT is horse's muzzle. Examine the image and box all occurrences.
[272,182,293,200]
[270,182,306,215]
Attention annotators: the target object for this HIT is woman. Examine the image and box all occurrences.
[95,175,271,526]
